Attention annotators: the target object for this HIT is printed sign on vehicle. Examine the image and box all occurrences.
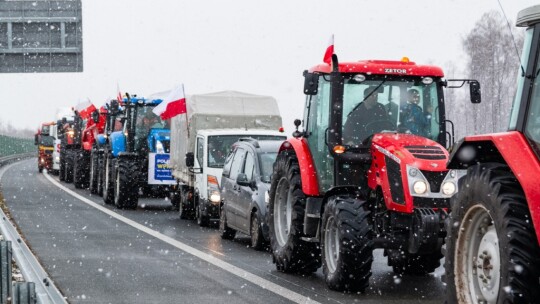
[148,153,175,185]
[384,68,407,74]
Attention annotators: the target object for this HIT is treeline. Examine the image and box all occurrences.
[446,10,523,141]
[0,120,35,138]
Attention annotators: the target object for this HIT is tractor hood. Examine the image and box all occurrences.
[370,133,449,171]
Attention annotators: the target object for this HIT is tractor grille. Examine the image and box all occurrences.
[385,156,405,204]
[405,145,446,160]
[420,170,446,193]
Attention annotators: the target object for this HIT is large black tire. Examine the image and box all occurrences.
[321,196,373,292]
[445,163,540,304]
[64,150,74,183]
[114,158,139,209]
[73,150,89,189]
[59,153,65,182]
[102,152,115,205]
[196,201,210,227]
[96,151,104,196]
[250,212,266,251]
[169,189,180,211]
[219,204,236,240]
[89,149,99,194]
[179,186,195,220]
[268,152,321,273]
[387,249,443,275]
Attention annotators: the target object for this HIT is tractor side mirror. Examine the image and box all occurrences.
[303,71,319,95]
[469,80,481,104]
[185,152,194,167]
[34,134,39,145]
[61,117,67,124]
[110,100,119,114]
[92,110,100,123]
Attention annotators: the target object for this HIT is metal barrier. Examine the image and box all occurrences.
[0,241,12,303]
[0,135,34,158]
[13,282,37,304]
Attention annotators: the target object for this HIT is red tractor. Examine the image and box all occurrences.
[444,5,540,304]
[268,54,480,291]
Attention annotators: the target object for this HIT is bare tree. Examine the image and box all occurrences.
[463,11,523,134]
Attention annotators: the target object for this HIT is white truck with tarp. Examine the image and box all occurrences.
[169,90,286,226]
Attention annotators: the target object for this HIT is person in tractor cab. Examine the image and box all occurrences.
[343,86,390,145]
[400,88,430,136]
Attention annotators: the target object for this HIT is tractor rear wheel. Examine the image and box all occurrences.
[114,158,139,209]
[269,152,320,273]
[64,150,74,183]
[321,196,373,292]
[89,149,99,194]
[102,152,115,205]
[445,163,540,304]
[73,151,89,189]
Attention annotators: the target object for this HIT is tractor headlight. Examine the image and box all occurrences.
[413,181,428,194]
[156,140,165,154]
[442,181,456,195]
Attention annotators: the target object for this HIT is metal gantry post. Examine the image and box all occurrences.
[0,240,12,303]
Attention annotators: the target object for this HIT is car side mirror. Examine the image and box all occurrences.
[185,152,194,167]
[236,173,250,186]
[469,80,481,104]
[303,71,319,95]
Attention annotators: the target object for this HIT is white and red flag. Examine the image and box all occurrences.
[116,83,123,103]
[152,84,187,120]
[323,34,334,65]
[74,99,96,120]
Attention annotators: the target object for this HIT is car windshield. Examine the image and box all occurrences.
[207,135,284,168]
[341,77,441,145]
[258,152,277,183]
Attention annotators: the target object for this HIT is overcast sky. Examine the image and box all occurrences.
[0,0,537,133]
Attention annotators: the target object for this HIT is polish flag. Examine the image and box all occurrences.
[117,83,123,103]
[323,34,334,65]
[75,99,96,120]
[152,84,187,120]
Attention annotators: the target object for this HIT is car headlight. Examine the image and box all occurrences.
[156,140,165,154]
[442,181,456,195]
[413,181,428,194]
[209,190,221,204]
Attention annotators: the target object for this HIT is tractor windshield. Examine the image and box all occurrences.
[134,105,169,151]
[341,76,442,145]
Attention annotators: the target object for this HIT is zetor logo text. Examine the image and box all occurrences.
[384,68,407,74]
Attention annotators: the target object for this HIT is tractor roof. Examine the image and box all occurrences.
[309,58,444,77]
[121,96,162,105]
[517,5,540,27]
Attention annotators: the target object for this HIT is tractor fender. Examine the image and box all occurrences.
[109,131,126,158]
[278,138,319,196]
[447,131,540,245]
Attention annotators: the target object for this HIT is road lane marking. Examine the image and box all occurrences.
[43,173,320,304]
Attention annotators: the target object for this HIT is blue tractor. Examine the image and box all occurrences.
[101,94,174,209]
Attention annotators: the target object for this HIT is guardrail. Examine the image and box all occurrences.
[0,154,67,303]
[0,134,34,158]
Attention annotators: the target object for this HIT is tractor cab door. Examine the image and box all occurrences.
[304,76,334,193]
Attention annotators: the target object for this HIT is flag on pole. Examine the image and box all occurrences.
[152,84,187,120]
[75,99,96,120]
[323,34,334,65]
[117,83,123,103]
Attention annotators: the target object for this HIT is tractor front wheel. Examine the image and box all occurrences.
[321,196,373,292]
[102,153,115,205]
[89,149,99,194]
[268,152,320,273]
[114,158,139,209]
[445,163,540,304]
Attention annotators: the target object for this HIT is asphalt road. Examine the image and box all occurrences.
[0,159,446,303]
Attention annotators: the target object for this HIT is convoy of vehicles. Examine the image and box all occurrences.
[168,91,286,226]
[28,5,540,298]
[444,5,540,303]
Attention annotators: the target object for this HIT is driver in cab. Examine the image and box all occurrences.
[343,87,389,145]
